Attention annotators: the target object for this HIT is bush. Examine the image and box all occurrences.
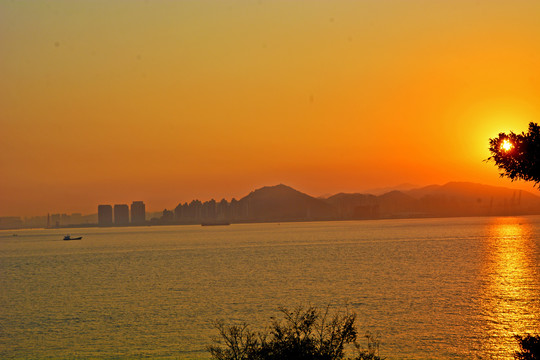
[207,306,384,360]
[515,334,540,360]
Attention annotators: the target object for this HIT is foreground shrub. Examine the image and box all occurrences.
[207,306,383,360]
[515,334,540,360]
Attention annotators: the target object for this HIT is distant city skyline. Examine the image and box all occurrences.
[2,181,540,230]
[0,179,540,219]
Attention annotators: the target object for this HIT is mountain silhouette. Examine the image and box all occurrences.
[238,184,336,221]
[324,193,377,219]
[363,183,420,196]
[377,190,420,218]
[170,182,540,225]
[405,182,540,217]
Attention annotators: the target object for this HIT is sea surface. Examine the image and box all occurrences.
[1,217,539,359]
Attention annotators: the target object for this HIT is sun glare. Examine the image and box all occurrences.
[500,139,514,152]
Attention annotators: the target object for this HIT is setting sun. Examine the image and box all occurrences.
[501,139,514,152]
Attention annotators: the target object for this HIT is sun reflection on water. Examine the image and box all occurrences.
[481,217,540,358]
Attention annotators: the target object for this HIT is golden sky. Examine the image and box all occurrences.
[2,1,540,217]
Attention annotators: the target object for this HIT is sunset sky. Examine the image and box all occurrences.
[2,1,540,217]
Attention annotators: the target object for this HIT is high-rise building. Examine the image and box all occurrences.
[131,201,146,225]
[50,213,61,228]
[114,204,129,225]
[98,205,113,226]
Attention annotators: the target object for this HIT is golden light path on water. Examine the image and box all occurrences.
[481,217,540,358]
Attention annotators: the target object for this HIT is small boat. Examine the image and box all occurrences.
[201,222,230,226]
[63,235,83,241]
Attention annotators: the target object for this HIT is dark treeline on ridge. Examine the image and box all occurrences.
[153,182,540,225]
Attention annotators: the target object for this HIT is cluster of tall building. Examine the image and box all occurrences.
[1,213,98,230]
[0,216,23,230]
[98,201,146,227]
[172,198,249,224]
[47,213,86,228]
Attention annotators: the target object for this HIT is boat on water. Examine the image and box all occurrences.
[63,235,83,241]
[201,222,230,226]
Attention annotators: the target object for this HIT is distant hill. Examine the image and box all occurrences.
[404,182,540,217]
[377,190,420,218]
[321,181,540,219]
[407,182,532,202]
[363,183,420,196]
[170,182,540,225]
[325,193,377,219]
[238,184,336,222]
[323,190,422,219]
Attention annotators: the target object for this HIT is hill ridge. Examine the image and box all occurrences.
[168,181,540,225]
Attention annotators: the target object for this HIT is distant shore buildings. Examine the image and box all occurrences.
[130,201,146,225]
[0,213,97,230]
[1,182,537,230]
[97,201,146,227]
[171,198,248,224]
[0,216,23,229]
[114,204,129,226]
[97,205,113,226]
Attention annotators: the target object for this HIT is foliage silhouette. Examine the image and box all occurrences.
[488,122,540,187]
[207,306,384,360]
[514,334,540,360]
[489,124,540,359]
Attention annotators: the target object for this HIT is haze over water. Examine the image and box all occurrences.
[1,216,539,359]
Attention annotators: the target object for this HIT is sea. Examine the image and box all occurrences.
[1,216,539,359]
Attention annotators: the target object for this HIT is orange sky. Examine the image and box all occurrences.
[2,1,540,217]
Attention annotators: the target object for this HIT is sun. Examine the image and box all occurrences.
[500,139,514,152]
